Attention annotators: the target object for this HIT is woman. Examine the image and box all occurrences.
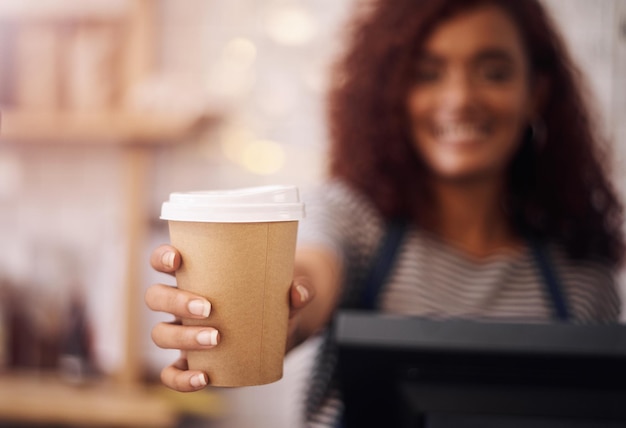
[146,0,624,425]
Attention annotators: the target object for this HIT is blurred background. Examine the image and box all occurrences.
[0,0,624,427]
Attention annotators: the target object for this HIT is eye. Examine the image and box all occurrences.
[415,67,441,83]
[415,62,441,83]
[479,62,514,83]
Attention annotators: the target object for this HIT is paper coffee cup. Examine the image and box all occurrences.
[160,185,305,387]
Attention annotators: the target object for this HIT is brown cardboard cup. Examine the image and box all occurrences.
[161,186,304,387]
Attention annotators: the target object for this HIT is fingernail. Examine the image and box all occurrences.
[190,373,208,388]
[188,300,211,317]
[162,251,175,269]
[296,284,309,303]
[196,329,219,346]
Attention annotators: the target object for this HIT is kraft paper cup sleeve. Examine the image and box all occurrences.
[161,186,304,387]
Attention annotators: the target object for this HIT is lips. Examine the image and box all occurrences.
[433,122,489,145]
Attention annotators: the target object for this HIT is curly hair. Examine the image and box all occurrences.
[327,0,625,265]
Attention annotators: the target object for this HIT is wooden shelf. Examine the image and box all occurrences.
[0,3,225,426]
[0,371,224,427]
[0,372,177,427]
[0,1,129,21]
[0,109,219,145]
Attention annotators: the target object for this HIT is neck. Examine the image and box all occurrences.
[423,176,518,257]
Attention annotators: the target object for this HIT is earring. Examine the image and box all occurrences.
[528,118,547,151]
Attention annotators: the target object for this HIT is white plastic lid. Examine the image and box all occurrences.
[160,185,305,223]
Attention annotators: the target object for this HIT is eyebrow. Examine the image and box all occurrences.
[473,47,516,63]
[416,47,516,64]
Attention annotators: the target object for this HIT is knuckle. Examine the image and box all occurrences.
[160,368,170,385]
[151,323,168,348]
[175,375,190,391]
[144,286,158,309]
[152,323,203,350]
[151,286,187,317]
[150,247,165,269]
[169,290,192,316]
[161,368,179,390]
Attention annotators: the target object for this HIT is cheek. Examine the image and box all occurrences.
[487,94,531,152]
[406,91,430,139]
[492,89,533,129]
[406,91,423,124]
[405,90,461,168]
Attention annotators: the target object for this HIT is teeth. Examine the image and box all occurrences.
[435,123,485,140]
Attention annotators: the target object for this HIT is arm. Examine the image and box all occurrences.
[288,245,343,351]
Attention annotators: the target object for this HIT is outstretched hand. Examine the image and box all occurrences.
[145,244,315,391]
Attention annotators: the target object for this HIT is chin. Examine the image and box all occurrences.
[429,164,503,183]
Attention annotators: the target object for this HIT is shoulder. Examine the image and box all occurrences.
[549,243,621,322]
[304,180,378,214]
[300,179,383,230]
[298,179,386,262]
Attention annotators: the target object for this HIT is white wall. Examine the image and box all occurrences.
[542,0,626,313]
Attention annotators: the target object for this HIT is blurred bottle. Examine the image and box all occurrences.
[58,286,95,384]
[0,281,7,370]
[7,283,37,369]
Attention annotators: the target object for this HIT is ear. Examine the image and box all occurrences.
[528,74,550,119]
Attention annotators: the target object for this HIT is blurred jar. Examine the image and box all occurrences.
[0,281,7,370]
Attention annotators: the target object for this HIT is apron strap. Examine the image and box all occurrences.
[361,219,409,310]
[528,238,570,321]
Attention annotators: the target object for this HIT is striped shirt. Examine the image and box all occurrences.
[297,180,621,427]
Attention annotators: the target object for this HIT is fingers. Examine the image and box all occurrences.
[145,284,211,319]
[151,322,220,350]
[289,276,315,318]
[161,353,209,392]
[150,244,181,274]
[287,276,317,352]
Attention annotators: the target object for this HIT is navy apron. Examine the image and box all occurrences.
[360,221,569,320]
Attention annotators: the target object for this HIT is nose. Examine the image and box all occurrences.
[439,70,477,113]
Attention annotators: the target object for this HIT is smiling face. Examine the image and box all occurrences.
[407,5,538,182]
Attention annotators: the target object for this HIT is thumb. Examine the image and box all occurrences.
[290,276,314,314]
